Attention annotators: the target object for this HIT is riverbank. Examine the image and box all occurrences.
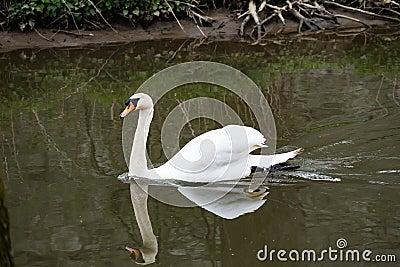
[0,8,397,53]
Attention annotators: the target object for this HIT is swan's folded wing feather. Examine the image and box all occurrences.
[154,125,267,181]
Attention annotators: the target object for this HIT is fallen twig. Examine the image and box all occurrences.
[47,14,67,28]
[51,29,94,37]
[334,14,371,28]
[365,7,400,18]
[87,0,118,33]
[189,9,214,25]
[84,18,106,30]
[164,0,186,33]
[325,1,400,23]
[61,0,80,34]
[187,9,212,38]
[33,27,53,42]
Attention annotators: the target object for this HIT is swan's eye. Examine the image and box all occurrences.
[125,98,140,107]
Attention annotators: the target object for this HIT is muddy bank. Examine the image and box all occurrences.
[0,9,397,53]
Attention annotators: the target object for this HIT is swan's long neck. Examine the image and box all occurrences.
[129,108,154,176]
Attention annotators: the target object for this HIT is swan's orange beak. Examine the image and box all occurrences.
[125,246,140,260]
[120,102,135,118]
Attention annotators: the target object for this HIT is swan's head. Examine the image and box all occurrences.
[120,93,153,118]
[125,246,146,264]
[126,245,156,265]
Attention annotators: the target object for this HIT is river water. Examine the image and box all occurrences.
[1,30,399,266]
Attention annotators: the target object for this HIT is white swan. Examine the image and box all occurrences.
[120,93,303,182]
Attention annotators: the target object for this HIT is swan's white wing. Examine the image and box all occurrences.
[176,125,266,159]
[154,125,266,182]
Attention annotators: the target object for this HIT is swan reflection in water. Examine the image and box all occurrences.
[122,177,269,265]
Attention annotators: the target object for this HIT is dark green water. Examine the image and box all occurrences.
[1,32,400,266]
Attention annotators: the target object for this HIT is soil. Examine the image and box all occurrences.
[0,8,396,53]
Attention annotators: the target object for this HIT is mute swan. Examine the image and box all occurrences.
[120,93,303,182]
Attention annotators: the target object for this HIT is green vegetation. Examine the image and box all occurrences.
[0,34,399,112]
[0,0,229,31]
[1,0,399,35]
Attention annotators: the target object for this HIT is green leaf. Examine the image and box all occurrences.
[37,4,44,12]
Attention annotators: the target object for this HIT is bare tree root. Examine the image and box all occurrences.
[238,0,400,40]
[287,1,324,31]
[239,0,262,38]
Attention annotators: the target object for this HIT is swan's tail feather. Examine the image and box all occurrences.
[293,148,304,157]
[248,148,304,168]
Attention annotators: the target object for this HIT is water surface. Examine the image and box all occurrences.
[1,32,399,266]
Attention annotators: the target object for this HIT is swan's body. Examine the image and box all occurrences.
[121,93,302,182]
